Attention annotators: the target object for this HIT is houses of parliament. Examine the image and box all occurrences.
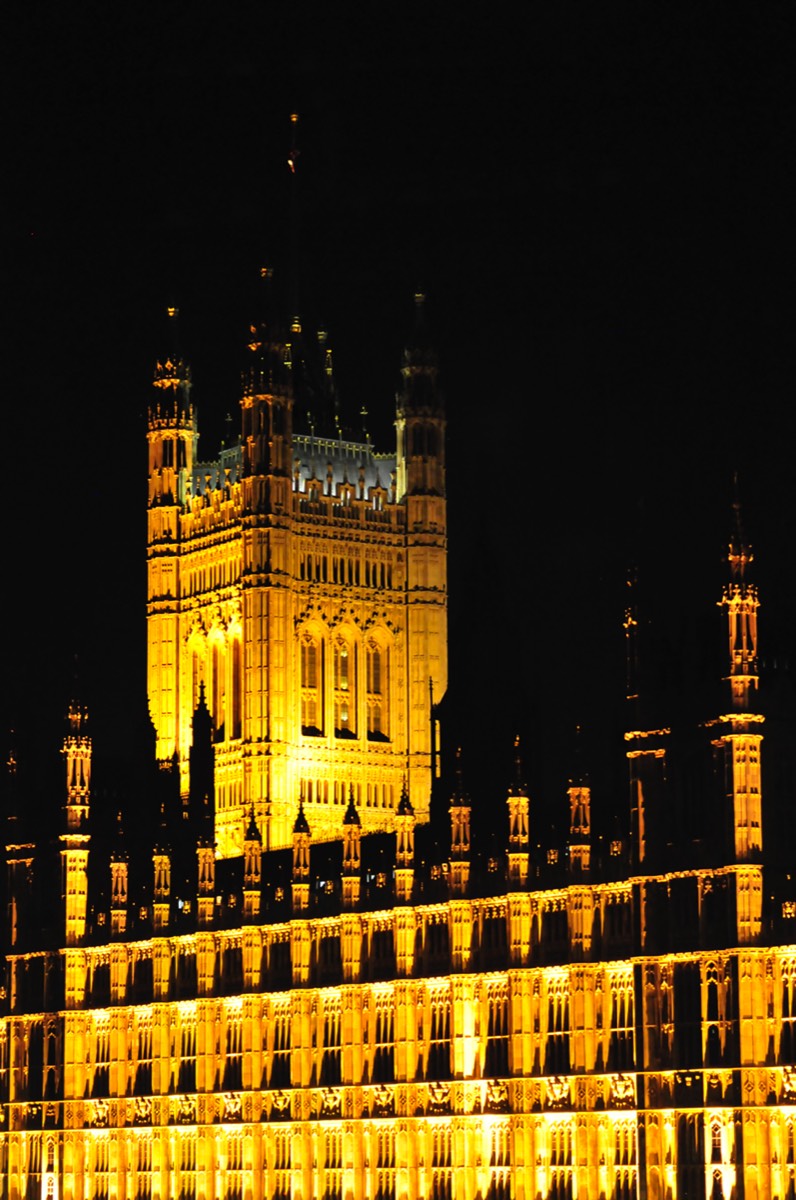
[1,292,796,1200]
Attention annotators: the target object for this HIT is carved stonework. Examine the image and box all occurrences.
[610,1074,635,1110]
[429,1082,451,1115]
[546,1076,570,1110]
[484,1080,509,1114]
[90,1099,109,1128]
[269,1091,291,1120]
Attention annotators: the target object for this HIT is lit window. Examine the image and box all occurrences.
[366,637,389,740]
[301,633,324,735]
[334,636,357,737]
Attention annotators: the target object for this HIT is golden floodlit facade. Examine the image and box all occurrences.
[2,311,796,1200]
[146,301,447,857]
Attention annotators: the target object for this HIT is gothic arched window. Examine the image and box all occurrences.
[366,637,389,740]
[301,632,324,736]
[230,634,242,740]
[333,634,357,737]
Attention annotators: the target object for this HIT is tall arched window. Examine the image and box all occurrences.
[230,635,242,740]
[301,632,324,735]
[188,631,207,715]
[333,635,356,737]
[366,637,389,740]
[210,635,226,740]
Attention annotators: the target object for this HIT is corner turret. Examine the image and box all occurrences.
[395,780,415,903]
[342,788,361,910]
[506,736,530,887]
[449,749,471,897]
[292,798,311,913]
[60,699,91,946]
[711,491,764,943]
[109,812,129,937]
[243,807,262,922]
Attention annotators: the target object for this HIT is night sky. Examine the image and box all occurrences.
[5,8,795,832]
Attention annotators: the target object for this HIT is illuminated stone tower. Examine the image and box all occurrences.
[59,700,91,948]
[710,498,764,943]
[147,299,447,855]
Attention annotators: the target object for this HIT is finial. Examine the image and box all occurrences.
[568,725,589,787]
[397,776,414,815]
[287,112,300,174]
[451,747,470,807]
[343,786,361,826]
[509,734,526,795]
[729,472,752,581]
[245,805,261,843]
[293,796,310,835]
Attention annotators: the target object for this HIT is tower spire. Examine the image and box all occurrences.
[711,487,764,942]
[506,735,530,887]
[721,478,759,712]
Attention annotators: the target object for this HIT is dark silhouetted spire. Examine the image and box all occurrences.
[397,777,414,816]
[293,797,310,835]
[343,786,361,826]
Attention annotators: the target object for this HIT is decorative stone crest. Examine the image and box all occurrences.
[484,1079,509,1113]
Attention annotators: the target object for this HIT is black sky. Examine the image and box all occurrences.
[5,7,795,821]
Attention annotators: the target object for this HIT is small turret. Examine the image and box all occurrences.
[711,488,764,944]
[189,683,215,825]
[152,805,171,933]
[395,294,448,819]
[243,807,262,921]
[60,698,91,947]
[449,748,471,897]
[147,308,196,509]
[567,728,591,879]
[292,798,311,913]
[109,812,129,937]
[395,293,445,500]
[342,788,361,910]
[395,780,415,903]
[624,566,670,870]
[4,731,36,950]
[196,795,215,929]
[506,736,530,887]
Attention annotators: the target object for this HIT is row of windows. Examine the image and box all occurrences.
[302,634,388,740]
[300,779,396,808]
[299,552,395,589]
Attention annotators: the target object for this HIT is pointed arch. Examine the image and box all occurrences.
[333,627,358,738]
[366,631,391,741]
[300,623,326,736]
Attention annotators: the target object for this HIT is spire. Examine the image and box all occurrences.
[293,796,310,835]
[728,472,752,582]
[245,805,262,844]
[152,307,192,398]
[449,748,471,896]
[506,736,530,887]
[396,292,445,502]
[343,785,361,826]
[292,795,311,913]
[152,803,171,933]
[508,733,526,796]
[342,787,361,909]
[397,776,414,816]
[623,563,641,722]
[243,806,262,922]
[450,746,470,808]
[395,777,416,904]
[720,479,759,712]
[567,727,591,879]
[714,481,764,899]
[110,811,129,937]
[148,306,196,511]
